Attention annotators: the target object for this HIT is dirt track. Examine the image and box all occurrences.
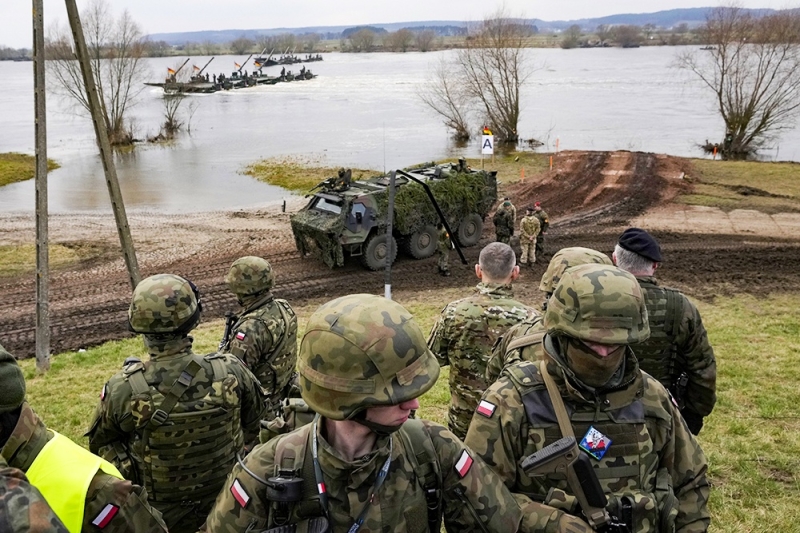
[2,150,799,358]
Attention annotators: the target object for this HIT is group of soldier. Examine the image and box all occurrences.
[1,211,716,532]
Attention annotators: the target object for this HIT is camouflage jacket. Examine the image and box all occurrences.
[634,277,717,428]
[1,403,167,533]
[204,418,522,532]
[87,336,266,533]
[427,282,536,439]
[519,216,541,241]
[437,226,451,254]
[226,292,299,407]
[534,210,549,234]
[0,453,69,533]
[486,314,546,383]
[465,337,710,533]
[492,207,515,235]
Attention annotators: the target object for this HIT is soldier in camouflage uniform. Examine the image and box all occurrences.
[0,344,167,533]
[428,242,537,439]
[436,222,452,276]
[492,198,516,244]
[465,264,710,533]
[223,256,299,415]
[1,454,69,533]
[205,294,523,533]
[613,228,716,435]
[87,274,266,533]
[486,247,613,383]
[533,201,549,259]
[519,206,541,266]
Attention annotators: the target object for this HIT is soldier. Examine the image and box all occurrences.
[486,246,613,383]
[0,344,168,533]
[519,206,541,266]
[492,198,516,244]
[533,201,549,259]
[613,227,717,435]
[204,293,523,532]
[87,274,267,533]
[1,454,69,533]
[223,256,299,416]
[465,264,710,533]
[428,242,537,439]
[436,222,452,276]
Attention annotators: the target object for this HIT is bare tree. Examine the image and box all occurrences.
[385,29,415,52]
[676,7,800,156]
[230,36,254,54]
[46,0,148,145]
[300,33,321,53]
[615,25,642,47]
[561,24,582,49]
[419,58,473,140]
[348,29,377,52]
[596,24,613,43]
[643,23,657,40]
[415,30,437,52]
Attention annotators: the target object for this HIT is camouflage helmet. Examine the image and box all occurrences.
[225,256,274,297]
[539,247,613,294]
[298,294,440,420]
[544,264,649,345]
[128,274,202,335]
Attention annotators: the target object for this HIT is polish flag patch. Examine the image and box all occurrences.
[235,331,247,341]
[231,478,250,508]
[455,450,474,478]
[92,504,119,528]
[100,384,107,401]
[476,400,496,418]
[317,482,327,494]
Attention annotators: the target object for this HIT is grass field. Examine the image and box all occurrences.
[17,292,800,532]
[0,152,59,187]
[242,155,378,192]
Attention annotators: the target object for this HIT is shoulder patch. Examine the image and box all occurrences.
[476,400,496,418]
[230,478,250,508]
[100,383,107,401]
[92,504,119,528]
[455,449,474,478]
[235,331,247,341]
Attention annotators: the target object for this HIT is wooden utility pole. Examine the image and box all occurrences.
[33,0,50,372]
[64,0,141,289]
[384,171,396,300]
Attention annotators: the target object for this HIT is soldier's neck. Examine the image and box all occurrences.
[324,418,377,462]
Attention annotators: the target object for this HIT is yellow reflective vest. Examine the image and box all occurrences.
[26,431,123,533]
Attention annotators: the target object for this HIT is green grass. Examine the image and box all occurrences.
[0,152,59,187]
[242,155,379,192]
[18,292,800,531]
[680,159,800,213]
[0,242,111,278]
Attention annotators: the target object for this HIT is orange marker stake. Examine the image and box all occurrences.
[550,156,553,171]
[713,146,717,160]
[520,167,525,182]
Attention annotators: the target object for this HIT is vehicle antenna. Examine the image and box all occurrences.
[383,122,386,174]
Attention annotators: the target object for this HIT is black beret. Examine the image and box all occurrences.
[618,227,663,262]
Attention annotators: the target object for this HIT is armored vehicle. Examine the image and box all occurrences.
[290,160,498,270]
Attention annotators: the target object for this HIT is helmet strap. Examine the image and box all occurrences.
[351,411,404,436]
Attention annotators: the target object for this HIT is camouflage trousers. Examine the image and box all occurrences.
[438,251,450,273]
[535,233,545,258]
[496,231,511,245]
[520,237,537,264]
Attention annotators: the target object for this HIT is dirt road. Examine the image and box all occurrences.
[2,150,799,358]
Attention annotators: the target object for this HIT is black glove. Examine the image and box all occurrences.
[682,410,704,435]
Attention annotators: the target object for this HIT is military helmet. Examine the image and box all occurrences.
[128,274,202,335]
[226,256,274,297]
[298,294,440,420]
[539,247,613,294]
[544,264,649,345]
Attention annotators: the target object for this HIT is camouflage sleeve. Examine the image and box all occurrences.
[423,422,522,532]
[83,472,168,533]
[0,464,70,533]
[228,317,274,371]
[645,377,711,533]
[486,322,525,383]
[678,297,717,419]
[227,356,268,446]
[87,376,136,456]
[427,308,451,368]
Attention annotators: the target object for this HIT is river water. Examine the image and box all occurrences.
[1,46,798,214]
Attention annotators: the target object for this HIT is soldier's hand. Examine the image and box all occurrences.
[555,513,594,533]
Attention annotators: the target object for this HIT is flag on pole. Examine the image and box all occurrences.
[254,61,262,68]
[193,65,200,71]
[234,62,241,69]
[482,126,492,136]
[167,67,176,75]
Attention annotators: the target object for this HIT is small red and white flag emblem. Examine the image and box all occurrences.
[235,331,246,341]
[476,400,496,418]
[100,384,107,401]
[231,478,250,508]
[317,482,327,494]
[92,504,119,528]
[455,450,473,478]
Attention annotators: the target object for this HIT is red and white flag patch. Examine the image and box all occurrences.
[100,384,107,401]
[231,478,250,508]
[455,450,474,478]
[476,400,496,418]
[92,504,119,528]
[235,331,247,341]
[317,482,327,494]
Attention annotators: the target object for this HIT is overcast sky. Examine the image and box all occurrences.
[2,0,794,48]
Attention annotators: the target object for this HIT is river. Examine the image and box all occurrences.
[1,46,798,214]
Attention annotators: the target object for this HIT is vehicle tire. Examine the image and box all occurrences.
[457,213,483,247]
[361,232,398,270]
[404,225,438,259]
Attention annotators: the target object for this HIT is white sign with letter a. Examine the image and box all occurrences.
[482,135,494,155]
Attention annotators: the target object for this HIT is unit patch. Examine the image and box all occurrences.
[455,450,474,478]
[476,400,496,418]
[579,426,611,461]
[231,478,250,508]
[92,504,119,528]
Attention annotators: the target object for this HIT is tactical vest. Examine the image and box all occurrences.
[124,353,243,504]
[635,280,684,388]
[506,363,679,533]
[264,419,443,533]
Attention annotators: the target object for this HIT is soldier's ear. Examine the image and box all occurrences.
[474,264,482,280]
[612,252,618,265]
[510,265,520,282]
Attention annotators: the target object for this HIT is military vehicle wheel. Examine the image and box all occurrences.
[361,233,398,270]
[404,225,438,259]
[457,213,483,247]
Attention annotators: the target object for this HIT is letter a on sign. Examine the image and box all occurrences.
[482,135,494,155]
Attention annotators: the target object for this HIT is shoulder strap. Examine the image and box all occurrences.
[399,419,443,533]
[146,358,203,430]
[203,352,229,381]
[506,330,546,353]
[273,423,323,519]
[538,360,574,439]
